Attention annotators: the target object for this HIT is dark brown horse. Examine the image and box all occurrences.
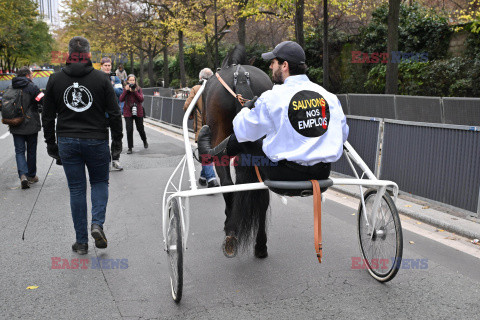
[202,46,273,257]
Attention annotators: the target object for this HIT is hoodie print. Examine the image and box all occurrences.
[63,82,93,112]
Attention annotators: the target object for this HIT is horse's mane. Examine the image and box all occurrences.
[220,45,247,69]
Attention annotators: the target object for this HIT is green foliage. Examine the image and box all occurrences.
[170,78,180,89]
[421,57,479,97]
[337,41,370,94]
[246,43,271,72]
[307,67,323,86]
[0,0,54,68]
[465,19,480,60]
[365,64,386,94]
[360,3,452,60]
[364,57,480,97]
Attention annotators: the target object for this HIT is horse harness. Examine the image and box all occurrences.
[215,64,253,108]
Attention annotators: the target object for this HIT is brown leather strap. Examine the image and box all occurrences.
[310,180,322,263]
[215,72,250,106]
[254,165,263,182]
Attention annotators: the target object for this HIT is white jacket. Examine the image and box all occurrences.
[233,74,349,166]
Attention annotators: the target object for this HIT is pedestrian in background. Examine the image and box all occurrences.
[119,74,148,154]
[115,64,127,113]
[42,36,123,255]
[3,67,43,189]
[115,64,127,85]
[183,68,219,188]
[100,57,124,170]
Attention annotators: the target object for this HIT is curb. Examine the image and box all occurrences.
[330,185,480,240]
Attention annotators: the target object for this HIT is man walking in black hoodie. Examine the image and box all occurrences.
[7,67,43,189]
[42,36,123,255]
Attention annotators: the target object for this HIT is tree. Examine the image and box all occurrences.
[385,0,401,94]
[295,0,305,47]
[0,0,53,70]
[323,0,329,90]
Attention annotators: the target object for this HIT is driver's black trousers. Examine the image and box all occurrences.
[234,138,331,182]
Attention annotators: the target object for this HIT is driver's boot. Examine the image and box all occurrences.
[197,126,241,164]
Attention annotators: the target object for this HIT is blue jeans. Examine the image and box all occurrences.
[12,133,38,179]
[58,137,110,244]
[200,164,216,181]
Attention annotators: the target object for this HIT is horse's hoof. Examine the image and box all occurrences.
[222,235,238,258]
[254,245,268,259]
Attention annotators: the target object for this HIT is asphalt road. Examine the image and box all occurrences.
[1,123,479,320]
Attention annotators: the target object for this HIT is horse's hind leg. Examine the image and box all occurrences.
[254,195,269,258]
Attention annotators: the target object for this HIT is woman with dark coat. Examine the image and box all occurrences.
[119,74,148,154]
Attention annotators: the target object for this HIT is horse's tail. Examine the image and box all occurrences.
[231,162,270,248]
[221,45,247,69]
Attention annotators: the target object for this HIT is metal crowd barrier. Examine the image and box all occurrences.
[142,87,173,97]
[380,119,480,215]
[143,95,193,131]
[343,94,480,126]
[443,97,480,126]
[331,116,382,177]
[348,94,396,119]
[395,95,443,123]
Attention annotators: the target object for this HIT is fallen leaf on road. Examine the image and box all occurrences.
[422,206,430,209]
[435,229,445,232]
[405,205,412,207]
[26,286,38,290]
[416,222,422,224]
[351,213,355,216]
[445,236,458,240]
[409,241,415,244]
[10,187,19,190]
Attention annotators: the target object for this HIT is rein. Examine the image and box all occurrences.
[215,72,250,106]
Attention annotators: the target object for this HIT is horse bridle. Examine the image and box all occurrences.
[215,70,251,106]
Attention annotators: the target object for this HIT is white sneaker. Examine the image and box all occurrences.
[111,160,123,171]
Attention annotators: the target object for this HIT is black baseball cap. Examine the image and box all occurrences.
[261,41,306,65]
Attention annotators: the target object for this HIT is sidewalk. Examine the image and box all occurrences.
[145,117,480,241]
[330,182,480,240]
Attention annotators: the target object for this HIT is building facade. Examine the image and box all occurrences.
[34,0,60,26]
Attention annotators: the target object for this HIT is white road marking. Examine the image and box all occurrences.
[326,190,480,260]
[0,132,10,139]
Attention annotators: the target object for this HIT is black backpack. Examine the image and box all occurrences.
[1,86,26,126]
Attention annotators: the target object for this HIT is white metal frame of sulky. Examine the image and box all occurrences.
[162,79,400,251]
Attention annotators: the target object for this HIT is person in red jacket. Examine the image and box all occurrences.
[119,74,148,154]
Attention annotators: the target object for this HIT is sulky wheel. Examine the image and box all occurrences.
[357,189,403,282]
[166,197,183,302]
